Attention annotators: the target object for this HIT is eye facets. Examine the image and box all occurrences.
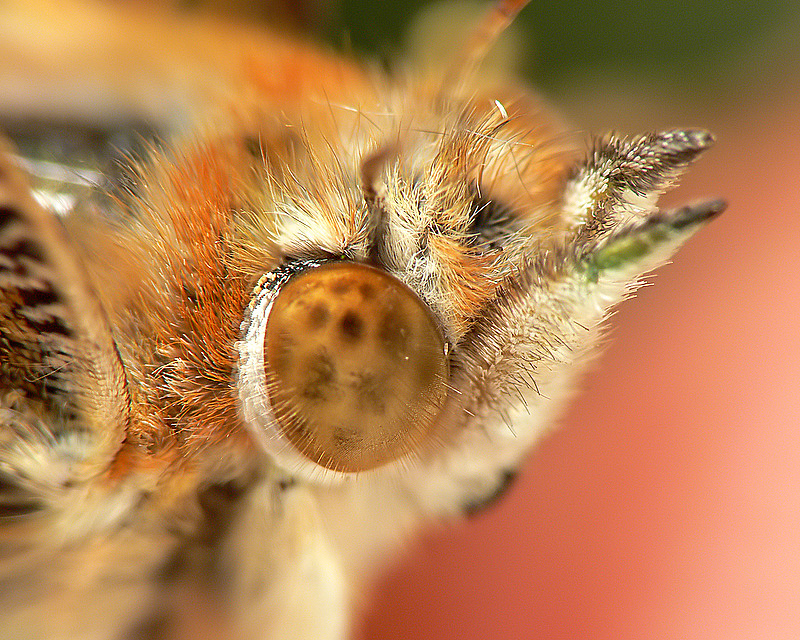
[264,262,448,472]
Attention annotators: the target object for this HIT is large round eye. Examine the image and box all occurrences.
[238,261,449,476]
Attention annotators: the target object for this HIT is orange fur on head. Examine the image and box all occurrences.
[106,137,263,456]
[79,0,575,462]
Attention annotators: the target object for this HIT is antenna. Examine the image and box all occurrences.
[449,0,532,83]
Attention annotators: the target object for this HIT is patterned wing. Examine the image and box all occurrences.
[0,139,130,544]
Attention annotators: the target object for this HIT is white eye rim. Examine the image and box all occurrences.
[236,263,429,485]
[237,277,319,480]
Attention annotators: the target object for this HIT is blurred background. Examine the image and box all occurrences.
[9,1,800,638]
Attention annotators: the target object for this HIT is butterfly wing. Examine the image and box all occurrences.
[0,139,130,546]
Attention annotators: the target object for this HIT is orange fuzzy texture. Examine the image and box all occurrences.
[65,10,573,464]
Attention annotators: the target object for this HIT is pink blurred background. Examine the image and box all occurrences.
[355,69,800,640]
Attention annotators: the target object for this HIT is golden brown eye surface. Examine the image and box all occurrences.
[263,262,448,472]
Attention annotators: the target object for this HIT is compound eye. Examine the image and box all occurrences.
[247,262,448,474]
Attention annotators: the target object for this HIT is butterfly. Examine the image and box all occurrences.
[0,0,723,638]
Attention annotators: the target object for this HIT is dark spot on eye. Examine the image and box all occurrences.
[278,477,297,491]
[302,350,336,400]
[359,283,375,299]
[333,426,362,450]
[340,311,363,341]
[331,279,351,295]
[307,303,329,329]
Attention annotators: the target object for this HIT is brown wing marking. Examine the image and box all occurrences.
[0,138,130,495]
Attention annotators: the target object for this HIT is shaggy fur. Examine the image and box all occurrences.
[0,1,722,638]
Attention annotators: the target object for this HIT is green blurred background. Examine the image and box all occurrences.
[180,0,800,134]
[181,0,800,96]
[326,0,799,90]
